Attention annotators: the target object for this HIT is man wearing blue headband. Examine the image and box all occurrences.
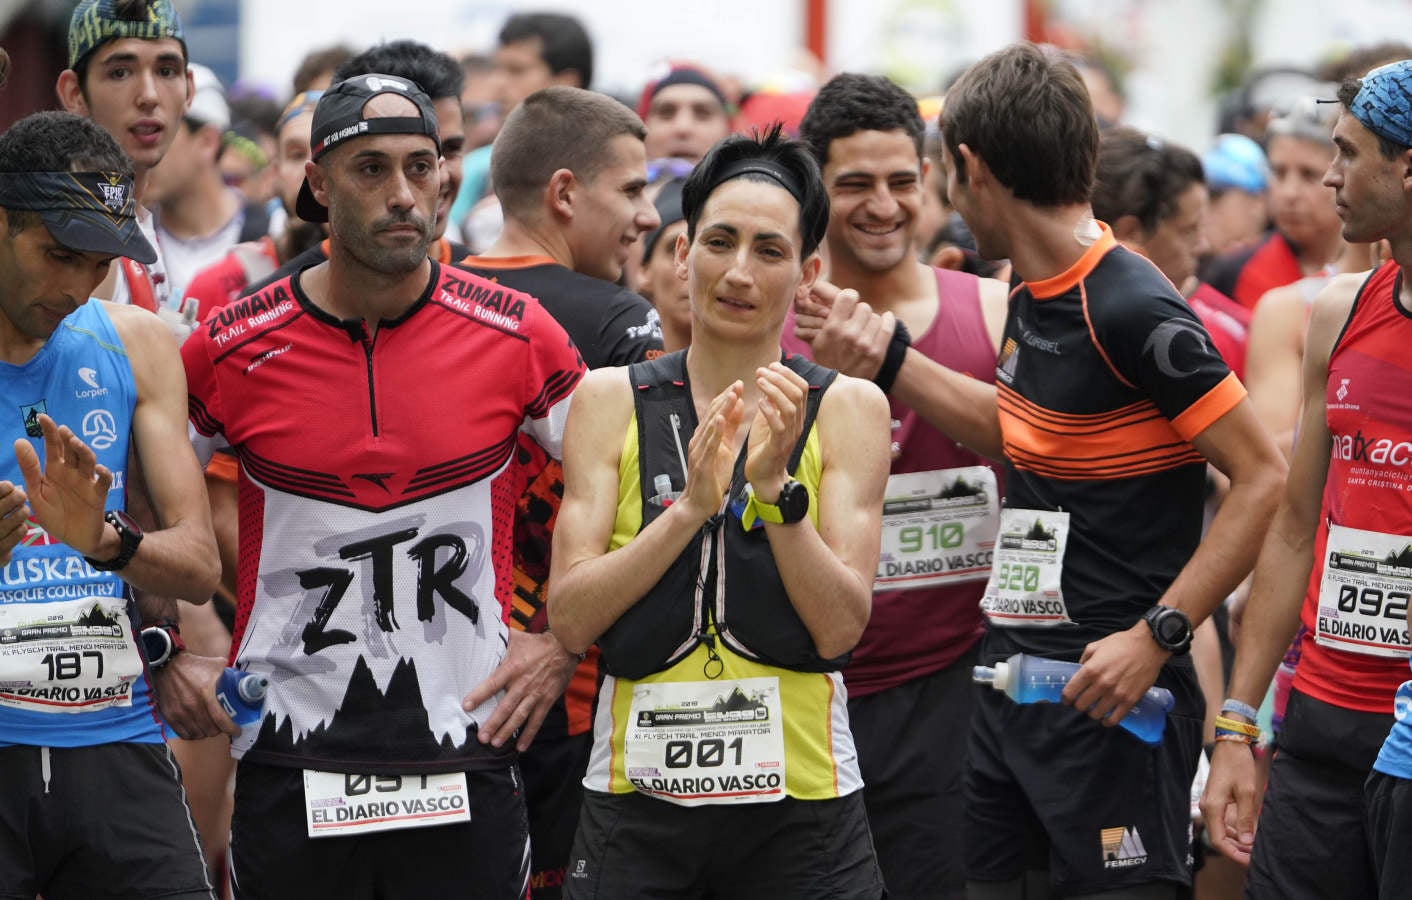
[0,110,220,899]
[56,0,193,317]
[1203,58,1412,900]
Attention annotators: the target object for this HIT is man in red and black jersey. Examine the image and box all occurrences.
[1203,60,1412,900]
[176,74,583,899]
[804,44,1285,897]
[457,85,661,898]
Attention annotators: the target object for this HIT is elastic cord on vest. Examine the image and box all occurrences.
[874,320,912,393]
[712,158,804,205]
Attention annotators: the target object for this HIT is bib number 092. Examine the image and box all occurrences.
[1337,585,1410,621]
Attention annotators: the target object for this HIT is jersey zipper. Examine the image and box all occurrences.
[360,326,379,437]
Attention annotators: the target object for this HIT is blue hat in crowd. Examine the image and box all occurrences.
[1349,60,1412,149]
[1202,134,1268,195]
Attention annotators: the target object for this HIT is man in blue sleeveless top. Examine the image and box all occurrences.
[0,110,220,899]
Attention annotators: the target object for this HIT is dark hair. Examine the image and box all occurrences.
[291,44,356,95]
[1092,127,1204,234]
[229,94,282,137]
[499,12,593,89]
[942,42,1097,207]
[334,40,464,102]
[0,111,131,232]
[492,86,644,218]
[681,124,828,257]
[72,0,187,92]
[1337,78,1409,160]
[1319,42,1412,83]
[798,73,924,167]
[461,52,494,77]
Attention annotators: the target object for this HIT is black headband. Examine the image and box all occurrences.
[648,68,727,109]
[711,158,804,205]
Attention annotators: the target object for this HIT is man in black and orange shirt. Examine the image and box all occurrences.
[458,85,661,899]
[803,43,1285,897]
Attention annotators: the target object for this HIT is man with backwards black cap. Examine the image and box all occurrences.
[178,75,584,898]
[550,127,890,899]
[0,110,220,900]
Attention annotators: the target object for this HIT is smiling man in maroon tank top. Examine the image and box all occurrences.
[786,73,1006,900]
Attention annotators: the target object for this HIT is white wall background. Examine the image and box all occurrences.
[234,0,1412,154]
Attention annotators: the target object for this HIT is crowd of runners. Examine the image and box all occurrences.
[3,2,1412,898]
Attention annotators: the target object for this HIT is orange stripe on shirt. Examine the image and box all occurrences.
[1081,280,1138,389]
[1170,371,1246,441]
[1023,225,1117,300]
[1000,386,1162,431]
[999,391,1203,477]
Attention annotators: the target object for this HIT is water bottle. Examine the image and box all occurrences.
[973,653,1175,745]
[215,668,269,728]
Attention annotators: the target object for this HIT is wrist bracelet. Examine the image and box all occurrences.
[1220,698,1259,722]
[873,320,912,393]
[1214,731,1257,746]
[1213,715,1261,735]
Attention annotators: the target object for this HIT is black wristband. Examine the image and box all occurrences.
[873,320,912,393]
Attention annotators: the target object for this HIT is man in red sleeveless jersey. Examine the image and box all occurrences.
[787,73,1006,900]
[1202,59,1412,900]
[176,74,584,899]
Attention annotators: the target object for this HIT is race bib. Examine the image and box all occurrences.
[875,467,999,592]
[0,596,143,713]
[979,508,1072,627]
[1314,524,1412,659]
[624,677,786,806]
[303,770,470,837]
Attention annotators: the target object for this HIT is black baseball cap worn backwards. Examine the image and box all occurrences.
[295,73,442,224]
[0,171,156,263]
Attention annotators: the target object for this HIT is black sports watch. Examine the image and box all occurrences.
[84,510,144,572]
[140,619,186,669]
[1142,605,1193,655]
[752,480,810,525]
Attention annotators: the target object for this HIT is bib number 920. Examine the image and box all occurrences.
[997,563,1040,593]
[1337,586,1410,621]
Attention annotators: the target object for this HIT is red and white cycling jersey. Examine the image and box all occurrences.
[183,262,583,774]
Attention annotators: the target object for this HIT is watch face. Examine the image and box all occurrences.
[1157,612,1190,644]
[109,509,143,537]
[779,481,809,522]
[141,627,171,665]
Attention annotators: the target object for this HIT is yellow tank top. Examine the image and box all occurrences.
[582,419,862,804]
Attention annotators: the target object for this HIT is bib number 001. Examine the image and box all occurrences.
[664,737,743,769]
